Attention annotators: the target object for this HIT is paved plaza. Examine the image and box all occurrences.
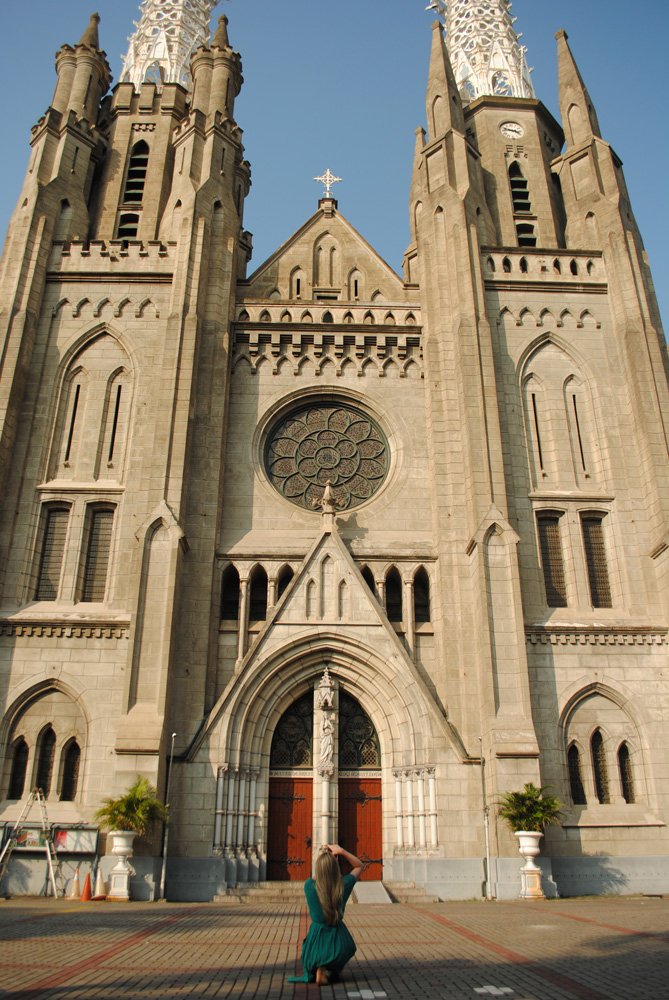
[0,896,667,1000]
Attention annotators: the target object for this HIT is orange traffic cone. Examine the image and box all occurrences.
[80,871,92,901]
[68,867,81,899]
[92,867,107,900]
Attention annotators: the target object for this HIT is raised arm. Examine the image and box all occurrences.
[327,843,364,880]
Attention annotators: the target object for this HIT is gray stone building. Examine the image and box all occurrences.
[0,0,667,901]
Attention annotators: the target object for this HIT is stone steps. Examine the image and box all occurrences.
[214,880,439,904]
[215,881,305,904]
[383,881,440,904]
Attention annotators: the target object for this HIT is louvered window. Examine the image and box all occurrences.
[509,161,532,214]
[81,509,114,602]
[618,742,635,804]
[36,726,56,798]
[591,728,610,803]
[567,744,587,804]
[117,213,140,239]
[122,141,149,204]
[537,515,568,607]
[581,515,612,608]
[35,507,69,600]
[8,738,29,800]
[60,740,81,801]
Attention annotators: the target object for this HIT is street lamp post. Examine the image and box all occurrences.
[158,731,176,901]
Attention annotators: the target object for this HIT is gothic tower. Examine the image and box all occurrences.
[0,0,667,901]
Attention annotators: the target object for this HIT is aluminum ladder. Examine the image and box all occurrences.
[0,788,65,897]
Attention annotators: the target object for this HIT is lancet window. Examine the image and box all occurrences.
[338,693,380,769]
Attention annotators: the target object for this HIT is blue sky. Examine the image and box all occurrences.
[0,0,666,328]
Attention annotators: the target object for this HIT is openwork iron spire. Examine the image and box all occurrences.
[427,0,534,103]
[121,0,220,91]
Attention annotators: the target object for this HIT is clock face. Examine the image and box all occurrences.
[500,121,524,138]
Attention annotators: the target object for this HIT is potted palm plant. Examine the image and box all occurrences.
[95,776,168,901]
[497,782,562,899]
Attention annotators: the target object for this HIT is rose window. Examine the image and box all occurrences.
[265,404,389,510]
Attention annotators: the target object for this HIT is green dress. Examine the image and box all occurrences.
[288,873,358,982]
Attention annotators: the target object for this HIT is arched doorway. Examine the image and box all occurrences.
[267,692,314,880]
[337,692,382,881]
[266,685,382,881]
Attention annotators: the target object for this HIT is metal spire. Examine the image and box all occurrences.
[427,0,535,103]
[120,0,221,91]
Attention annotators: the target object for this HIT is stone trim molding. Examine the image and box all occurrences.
[0,620,130,639]
[526,627,668,646]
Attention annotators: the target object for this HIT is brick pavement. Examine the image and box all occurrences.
[0,897,667,1000]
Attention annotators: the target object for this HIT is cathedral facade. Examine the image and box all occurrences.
[0,0,668,901]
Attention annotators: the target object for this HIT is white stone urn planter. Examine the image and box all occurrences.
[107,830,137,901]
[515,830,544,899]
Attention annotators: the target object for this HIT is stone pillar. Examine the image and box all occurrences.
[404,769,415,848]
[214,764,227,850]
[316,666,336,851]
[393,769,404,849]
[404,577,415,656]
[237,578,249,662]
[427,767,438,848]
[416,769,427,849]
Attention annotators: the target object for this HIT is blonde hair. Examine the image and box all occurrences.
[314,851,343,925]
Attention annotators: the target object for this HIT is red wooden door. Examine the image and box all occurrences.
[338,776,382,881]
[266,777,313,881]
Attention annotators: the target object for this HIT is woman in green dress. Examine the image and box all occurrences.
[288,843,363,985]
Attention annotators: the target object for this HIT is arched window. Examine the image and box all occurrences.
[249,565,268,621]
[117,213,140,239]
[277,565,294,601]
[413,567,430,623]
[339,693,380,768]
[519,256,528,273]
[221,564,240,620]
[618,742,635,803]
[8,738,29,800]
[581,514,612,608]
[80,507,114,602]
[516,223,536,248]
[591,728,610,803]
[385,567,403,622]
[60,739,81,801]
[509,161,531,214]
[35,506,70,601]
[567,744,587,804]
[536,513,567,607]
[361,566,375,595]
[35,726,56,798]
[122,141,149,205]
[270,693,313,768]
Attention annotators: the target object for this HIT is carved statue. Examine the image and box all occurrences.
[320,713,335,770]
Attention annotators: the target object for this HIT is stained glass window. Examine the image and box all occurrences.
[270,693,313,768]
[339,693,380,769]
[265,404,389,511]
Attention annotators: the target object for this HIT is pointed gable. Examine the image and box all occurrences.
[239,200,413,305]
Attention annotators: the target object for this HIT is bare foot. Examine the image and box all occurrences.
[315,967,328,986]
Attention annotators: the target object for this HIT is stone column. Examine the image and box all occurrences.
[237,578,249,662]
[214,764,227,850]
[316,667,336,851]
[393,769,404,849]
[416,769,427,849]
[404,769,415,849]
[427,767,438,848]
[404,577,415,656]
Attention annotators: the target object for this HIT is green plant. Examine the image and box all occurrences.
[497,782,562,833]
[94,776,168,837]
